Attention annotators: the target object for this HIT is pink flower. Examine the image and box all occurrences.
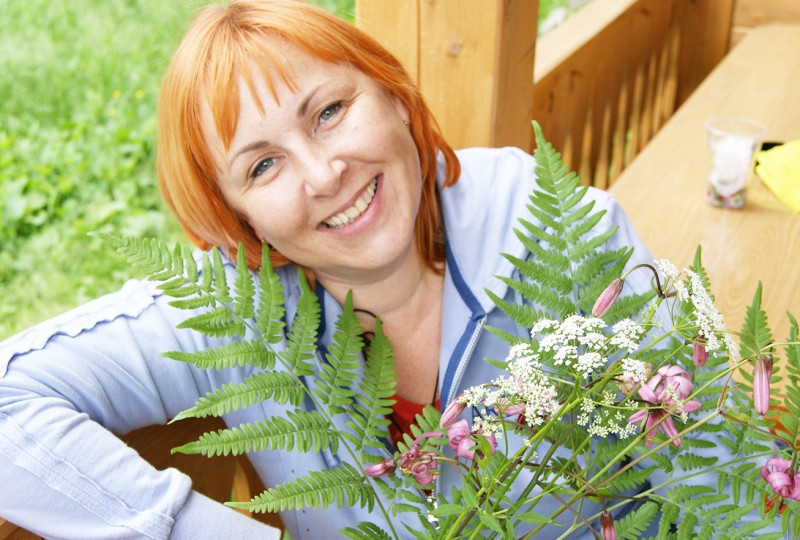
[440,399,466,428]
[693,337,708,368]
[628,365,702,447]
[410,460,438,486]
[600,511,617,540]
[448,420,475,459]
[761,458,800,501]
[494,397,526,417]
[753,354,774,416]
[363,459,395,477]
[592,278,624,317]
[649,365,694,404]
[398,433,440,486]
[447,419,497,460]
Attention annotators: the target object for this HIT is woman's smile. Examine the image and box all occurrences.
[321,175,379,230]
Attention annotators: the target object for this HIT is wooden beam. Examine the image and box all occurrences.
[356,0,538,151]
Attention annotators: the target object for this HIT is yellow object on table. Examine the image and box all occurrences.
[755,140,800,213]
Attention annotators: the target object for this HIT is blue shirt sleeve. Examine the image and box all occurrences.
[0,277,280,539]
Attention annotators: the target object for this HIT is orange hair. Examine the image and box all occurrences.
[156,0,460,270]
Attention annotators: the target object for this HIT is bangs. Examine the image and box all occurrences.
[201,33,298,152]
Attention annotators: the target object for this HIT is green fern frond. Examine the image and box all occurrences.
[162,339,275,370]
[346,317,396,456]
[675,453,718,471]
[93,234,179,279]
[599,466,657,495]
[171,371,304,422]
[489,121,645,333]
[740,282,773,359]
[232,244,255,322]
[176,305,240,338]
[615,501,658,540]
[255,245,286,344]
[228,463,371,513]
[341,522,393,540]
[172,410,335,456]
[313,292,363,415]
[486,288,551,328]
[211,247,232,304]
[280,269,320,377]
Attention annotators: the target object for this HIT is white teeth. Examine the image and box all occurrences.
[324,177,378,228]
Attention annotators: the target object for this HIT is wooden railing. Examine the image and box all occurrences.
[356,0,735,188]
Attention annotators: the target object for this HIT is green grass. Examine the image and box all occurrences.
[0,0,565,340]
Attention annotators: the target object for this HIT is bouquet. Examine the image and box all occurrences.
[103,124,800,539]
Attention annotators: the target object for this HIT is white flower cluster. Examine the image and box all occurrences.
[621,358,649,385]
[533,315,643,379]
[655,259,739,359]
[576,393,638,439]
[610,319,647,353]
[460,342,561,430]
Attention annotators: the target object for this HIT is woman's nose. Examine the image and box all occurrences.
[301,145,346,197]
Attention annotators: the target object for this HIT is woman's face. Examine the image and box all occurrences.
[206,38,422,284]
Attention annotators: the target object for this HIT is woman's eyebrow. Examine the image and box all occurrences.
[229,140,271,168]
[297,83,324,119]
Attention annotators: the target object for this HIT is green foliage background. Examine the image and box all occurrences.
[0,0,572,340]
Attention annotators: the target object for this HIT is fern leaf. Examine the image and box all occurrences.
[163,339,274,370]
[341,522,394,540]
[345,317,397,456]
[616,501,658,540]
[313,292,363,415]
[173,410,335,456]
[171,371,304,422]
[740,282,773,359]
[256,246,286,344]
[232,243,255,322]
[280,269,320,377]
[176,305,240,338]
[211,247,232,304]
[228,463,371,513]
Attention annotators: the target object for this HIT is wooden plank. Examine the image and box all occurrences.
[0,518,41,539]
[734,0,800,28]
[533,0,677,185]
[417,0,537,149]
[732,0,800,45]
[355,0,420,81]
[489,0,539,150]
[674,0,735,106]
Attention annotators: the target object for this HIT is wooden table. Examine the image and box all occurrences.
[610,25,800,365]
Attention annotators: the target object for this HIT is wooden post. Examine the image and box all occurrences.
[674,0,736,106]
[356,0,538,151]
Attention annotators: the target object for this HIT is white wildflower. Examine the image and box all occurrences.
[621,358,649,385]
[610,318,646,353]
[683,269,739,358]
[655,259,680,280]
[576,352,606,379]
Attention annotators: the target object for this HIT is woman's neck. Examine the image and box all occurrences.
[314,252,446,404]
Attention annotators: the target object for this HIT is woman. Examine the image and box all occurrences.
[0,1,672,538]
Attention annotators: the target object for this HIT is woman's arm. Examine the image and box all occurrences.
[0,279,279,539]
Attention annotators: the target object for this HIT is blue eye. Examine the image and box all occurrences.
[250,157,275,179]
[319,101,342,123]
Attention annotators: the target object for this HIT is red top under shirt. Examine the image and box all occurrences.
[388,394,441,448]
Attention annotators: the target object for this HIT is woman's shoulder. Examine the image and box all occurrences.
[0,247,303,377]
[0,278,164,376]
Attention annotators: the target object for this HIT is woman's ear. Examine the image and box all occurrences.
[392,95,410,125]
